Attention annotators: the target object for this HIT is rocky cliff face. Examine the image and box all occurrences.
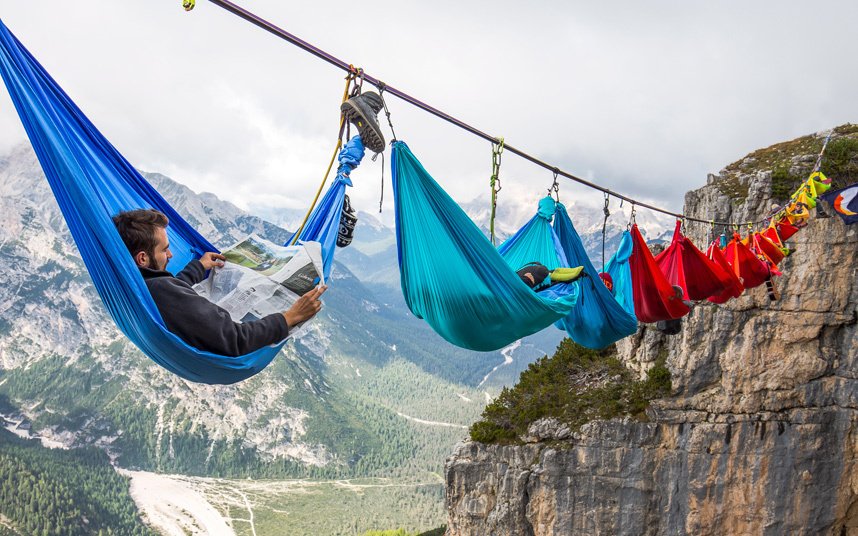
[445,128,858,535]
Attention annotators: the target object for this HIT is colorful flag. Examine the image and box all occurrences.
[820,183,858,225]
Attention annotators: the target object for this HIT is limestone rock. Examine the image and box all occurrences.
[523,418,572,443]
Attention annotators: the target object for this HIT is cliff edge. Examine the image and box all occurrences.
[445,126,858,535]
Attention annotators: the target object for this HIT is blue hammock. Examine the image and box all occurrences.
[289,135,364,281]
[603,229,635,317]
[391,141,579,351]
[552,204,638,348]
[0,21,350,384]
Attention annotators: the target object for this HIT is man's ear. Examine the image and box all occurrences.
[133,251,148,268]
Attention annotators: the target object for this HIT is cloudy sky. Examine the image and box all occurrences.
[1,1,856,223]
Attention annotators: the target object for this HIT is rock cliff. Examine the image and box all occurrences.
[445,127,858,535]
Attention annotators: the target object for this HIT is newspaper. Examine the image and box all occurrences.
[193,234,325,335]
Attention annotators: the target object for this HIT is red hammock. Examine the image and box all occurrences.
[723,233,771,289]
[750,232,785,266]
[775,220,799,241]
[629,224,690,323]
[655,221,728,300]
[706,241,744,304]
[762,225,784,248]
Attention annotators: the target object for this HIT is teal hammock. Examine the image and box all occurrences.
[497,196,568,271]
[391,141,579,351]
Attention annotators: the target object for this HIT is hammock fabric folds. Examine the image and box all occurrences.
[654,221,727,301]
[0,21,286,384]
[706,241,744,304]
[391,141,579,351]
[723,234,771,290]
[551,204,638,349]
[750,232,785,267]
[629,224,690,323]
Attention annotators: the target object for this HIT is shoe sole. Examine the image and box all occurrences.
[341,101,385,153]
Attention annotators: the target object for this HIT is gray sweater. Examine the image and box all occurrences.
[140,260,289,356]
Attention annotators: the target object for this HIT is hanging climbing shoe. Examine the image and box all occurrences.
[341,91,385,153]
[337,194,358,247]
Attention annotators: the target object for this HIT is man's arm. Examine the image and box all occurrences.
[283,285,327,327]
[175,253,226,286]
[148,277,288,357]
[148,278,326,357]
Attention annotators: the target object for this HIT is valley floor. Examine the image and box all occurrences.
[121,470,235,536]
[121,469,446,536]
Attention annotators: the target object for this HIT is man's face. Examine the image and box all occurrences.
[148,226,172,271]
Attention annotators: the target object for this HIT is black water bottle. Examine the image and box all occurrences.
[337,194,357,247]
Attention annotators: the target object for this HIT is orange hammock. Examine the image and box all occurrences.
[723,233,771,290]
[705,241,744,304]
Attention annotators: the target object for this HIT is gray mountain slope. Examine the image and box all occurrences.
[0,143,564,477]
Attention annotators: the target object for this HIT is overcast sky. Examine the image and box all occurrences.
[1,1,856,222]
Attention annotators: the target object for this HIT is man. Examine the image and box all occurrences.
[515,262,584,291]
[112,209,325,356]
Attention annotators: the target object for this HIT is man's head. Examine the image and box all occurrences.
[112,209,172,271]
[516,262,550,290]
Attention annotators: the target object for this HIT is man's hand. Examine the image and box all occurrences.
[283,285,327,328]
[199,252,226,270]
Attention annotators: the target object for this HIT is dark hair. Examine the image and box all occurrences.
[112,209,169,259]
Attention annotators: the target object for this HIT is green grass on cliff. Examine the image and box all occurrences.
[821,135,858,190]
[716,123,858,203]
[469,339,671,445]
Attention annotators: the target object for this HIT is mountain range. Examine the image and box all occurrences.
[0,143,579,477]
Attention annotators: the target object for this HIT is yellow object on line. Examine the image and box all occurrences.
[550,266,585,283]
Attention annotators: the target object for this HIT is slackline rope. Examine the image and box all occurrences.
[195,0,831,228]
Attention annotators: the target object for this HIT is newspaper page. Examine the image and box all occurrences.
[193,235,325,336]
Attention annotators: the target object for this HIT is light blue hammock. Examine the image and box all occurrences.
[603,230,635,317]
[0,21,354,384]
[552,206,638,348]
[391,141,579,351]
[496,196,580,303]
